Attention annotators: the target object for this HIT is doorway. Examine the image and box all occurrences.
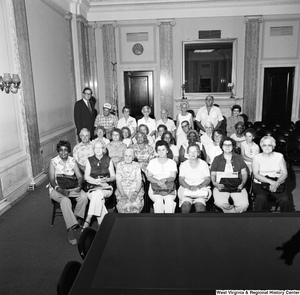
[262,67,294,123]
[124,71,154,120]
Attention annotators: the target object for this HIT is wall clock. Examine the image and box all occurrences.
[132,43,144,55]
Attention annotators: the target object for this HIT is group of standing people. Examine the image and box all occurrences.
[49,89,294,245]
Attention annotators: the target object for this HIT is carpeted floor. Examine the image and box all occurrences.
[0,178,81,295]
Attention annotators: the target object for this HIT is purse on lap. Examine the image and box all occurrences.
[56,174,78,189]
[151,181,176,196]
[261,176,285,193]
[219,178,241,193]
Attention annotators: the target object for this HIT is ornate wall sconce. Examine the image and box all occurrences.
[0,73,21,94]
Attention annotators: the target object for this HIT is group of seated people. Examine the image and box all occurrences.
[48,103,295,246]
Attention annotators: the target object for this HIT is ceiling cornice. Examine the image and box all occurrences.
[87,0,300,21]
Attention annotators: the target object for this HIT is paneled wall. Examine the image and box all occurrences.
[0,0,31,209]
[25,0,77,170]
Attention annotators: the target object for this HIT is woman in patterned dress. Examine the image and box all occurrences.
[115,148,144,213]
[131,131,155,174]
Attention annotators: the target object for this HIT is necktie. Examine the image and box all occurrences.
[87,101,92,113]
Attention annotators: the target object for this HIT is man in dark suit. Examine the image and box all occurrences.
[74,87,96,140]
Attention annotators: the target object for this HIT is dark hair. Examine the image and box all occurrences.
[112,128,123,141]
[187,130,200,142]
[95,125,106,135]
[121,126,131,138]
[234,121,245,129]
[231,104,241,112]
[212,129,225,143]
[139,124,149,135]
[155,140,169,152]
[220,136,236,151]
[244,128,256,138]
[157,124,167,132]
[181,120,189,127]
[82,87,92,94]
[56,140,71,153]
[161,131,175,145]
[122,106,131,113]
[135,131,148,144]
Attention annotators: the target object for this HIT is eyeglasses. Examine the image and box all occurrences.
[262,144,273,147]
[84,92,92,95]
[182,124,189,128]
[223,144,233,147]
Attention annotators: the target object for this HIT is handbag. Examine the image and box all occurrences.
[261,176,285,193]
[219,178,241,193]
[56,174,78,189]
[151,181,176,196]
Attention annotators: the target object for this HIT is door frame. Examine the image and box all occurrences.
[118,66,160,119]
[256,63,299,122]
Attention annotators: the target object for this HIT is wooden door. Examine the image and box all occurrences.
[262,67,294,123]
[124,71,154,120]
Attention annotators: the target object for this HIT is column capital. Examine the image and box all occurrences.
[88,22,98,29]
[96,21,118,29]
[244,15,263,24]
[77,15,88,27]
[156,19,176,27]
[65,12,73,21]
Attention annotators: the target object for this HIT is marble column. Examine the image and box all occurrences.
[12,0,43,178]
[243,16,263,122]
[157,19,176,118]
[65,12,76,106]
[77,15,90,88]
[98,22,118,113]
[88,22,99,100]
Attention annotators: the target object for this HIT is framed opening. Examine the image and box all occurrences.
[183,39,237,96]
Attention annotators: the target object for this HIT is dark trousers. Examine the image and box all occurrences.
[252,182,294,212]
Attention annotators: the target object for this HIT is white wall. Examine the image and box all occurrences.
[0,0,31,206]
[25,0,77,169]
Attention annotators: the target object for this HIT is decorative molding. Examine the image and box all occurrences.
[244,15,264,23]
[88,0,300,21]
[156,19,176,27]
[97,21,118,29]
[77,14,88,27]
[88,21,98,29]
[65,11,73,21]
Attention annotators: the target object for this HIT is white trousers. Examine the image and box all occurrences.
[148,186,176,213]
[87,189,112,217]
[213,188,249,213]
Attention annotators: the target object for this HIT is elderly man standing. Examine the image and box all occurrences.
[195,95,223,133]
[74,87,96,140]
[94,102,118,140]
[73,128,94,173]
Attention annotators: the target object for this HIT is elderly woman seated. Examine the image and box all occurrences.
[115,148,144,213]
[252,136,294,212]
[178,143,211,213]
[48,140,88,245]
[131,131,155,174]
[106,128,127,168]
[210,137,249,213]
[82,141,116,230]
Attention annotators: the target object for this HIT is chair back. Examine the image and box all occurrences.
[57,261,81,295]
[78,228,97,260]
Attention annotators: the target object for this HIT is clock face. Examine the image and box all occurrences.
[132,43,144,55]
